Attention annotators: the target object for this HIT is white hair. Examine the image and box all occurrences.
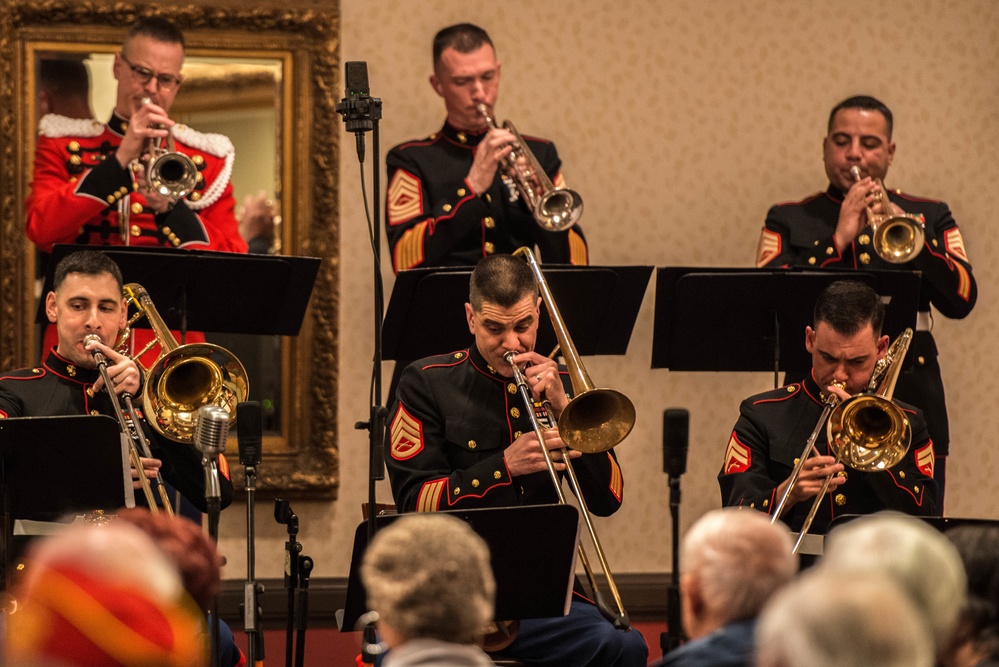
[682,508,797,622]
[821,512,966,653]
[361,513,495,644]
[755,570,934,667]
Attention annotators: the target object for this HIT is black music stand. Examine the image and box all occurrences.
[651,268,921,378]
[384,265,653,360]
[39,245,321,336]
[337,504,581,632]
[1,415,133,588]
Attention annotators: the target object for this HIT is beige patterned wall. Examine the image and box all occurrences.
[219,0,999,581]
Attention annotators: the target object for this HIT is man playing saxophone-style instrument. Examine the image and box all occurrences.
[384,254,647,666]
[719,280,937,535]
[754,95,976,503]
[385,23,589,272]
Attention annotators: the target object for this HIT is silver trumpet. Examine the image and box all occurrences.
[138,96,198,201]
[478,104,583,232]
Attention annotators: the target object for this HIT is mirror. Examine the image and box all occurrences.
[0,1,341,496]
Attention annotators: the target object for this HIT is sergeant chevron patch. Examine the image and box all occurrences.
[724,433,751,474]
[756,229,781,267]
[390,404,424,460]
[387,170,422,226]
[915,441,935,478]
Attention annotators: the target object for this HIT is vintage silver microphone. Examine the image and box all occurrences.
[195,404,229,667]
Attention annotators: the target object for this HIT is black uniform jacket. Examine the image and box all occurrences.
[718,372,937,534]
[385,345,624,515]
[385,120,589,272]
[756,184,976,455]
[0,349,233,512]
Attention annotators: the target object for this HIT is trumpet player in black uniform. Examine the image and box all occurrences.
[385,23,589,272]
[0,250,233,512]
[755,95,976,503]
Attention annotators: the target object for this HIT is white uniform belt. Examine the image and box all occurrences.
[916,310,932,332]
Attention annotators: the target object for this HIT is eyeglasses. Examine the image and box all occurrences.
[120,52,184,91]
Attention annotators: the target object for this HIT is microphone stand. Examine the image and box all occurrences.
[197,405,229,667]
[336,67,386,544]
[242,452,264,664]
[275,500,301,667]
[662,473,683,655]
[294,555,313,667]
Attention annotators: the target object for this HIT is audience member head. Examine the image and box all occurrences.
[942,523,999,667]
[6,518,207,665]
[679,508,797,639]
[755,569,934,667]
[37,56,93,120]
[115,507,222,611]
[361,513,495,647]
[821,512,967,655]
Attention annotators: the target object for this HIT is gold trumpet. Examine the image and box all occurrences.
[506,246,636,629]
[478,104,583,232]
[850,166,925,263]
[772,328,913,553]
[120,284,249,443]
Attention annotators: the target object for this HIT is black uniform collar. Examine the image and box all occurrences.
[440,120,488,148]
[468,344,514,381]
[801,371,827,405]
[826,183,847,202]
[107,112,129,137]
[43,348,101,384]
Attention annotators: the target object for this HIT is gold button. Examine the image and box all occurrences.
[494,471,502,479]
[190,192,201,202]
[484,242,495,254]
[442,204,452,212]
[750,502,755,508]
[468,440,477,449]
[807,257,817,265]
[825,246,834,255]
[90,409,100,416]
[130,225,141,237]
[899,471,906,479]
[858,234,870,245]
[69,155,82,165]
[68,141,80,151]
[454,487,460,495]
[917,356,925,365]
[171,237,181,247]
[162,226,172,235]
[787,386,795,393]
[914,485,920,492]
[454,352,464,359]
[932,239,939,247]
[457,132,467,143]
[793,457,800,465]
[762,499,769,508]
[131,202,143,214]
[192,155,204,166]
[118,186,129,196]
[66,365,76,377]
[510,407,520,418]
[485,194,492,203]
[484,216,496,229]
[513,431,522,439]
[835,493,847,506]
[196,173,204,183]
[86,387,95,397]
[859,252,871,265]
[471,479,480,488]
[507,383,517,394]
[106,194,116,204]
[121,122,129,132]
[838,471,848,480]
[457,188,467,196]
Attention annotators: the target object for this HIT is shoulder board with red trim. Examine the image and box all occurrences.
[418,350,470,370]
[38,114,104,138]
[0,367,47,381]
[773,191,825,207]
[394,133,444,151]
[750,384,801,406]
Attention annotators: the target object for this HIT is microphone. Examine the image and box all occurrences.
[335,61,382,162]
[663,408,690,478]
[237,401,263,467]
[195,405,230,501]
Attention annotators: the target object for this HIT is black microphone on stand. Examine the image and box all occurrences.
[336,61,382,163]
[238,401,265,666]
[661,408,689,657]
[195,404,229,667]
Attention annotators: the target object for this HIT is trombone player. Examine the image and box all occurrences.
[718,280,937,535]
[755,95,976,503]
[385,23,589,273]
[384,254,648,666]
